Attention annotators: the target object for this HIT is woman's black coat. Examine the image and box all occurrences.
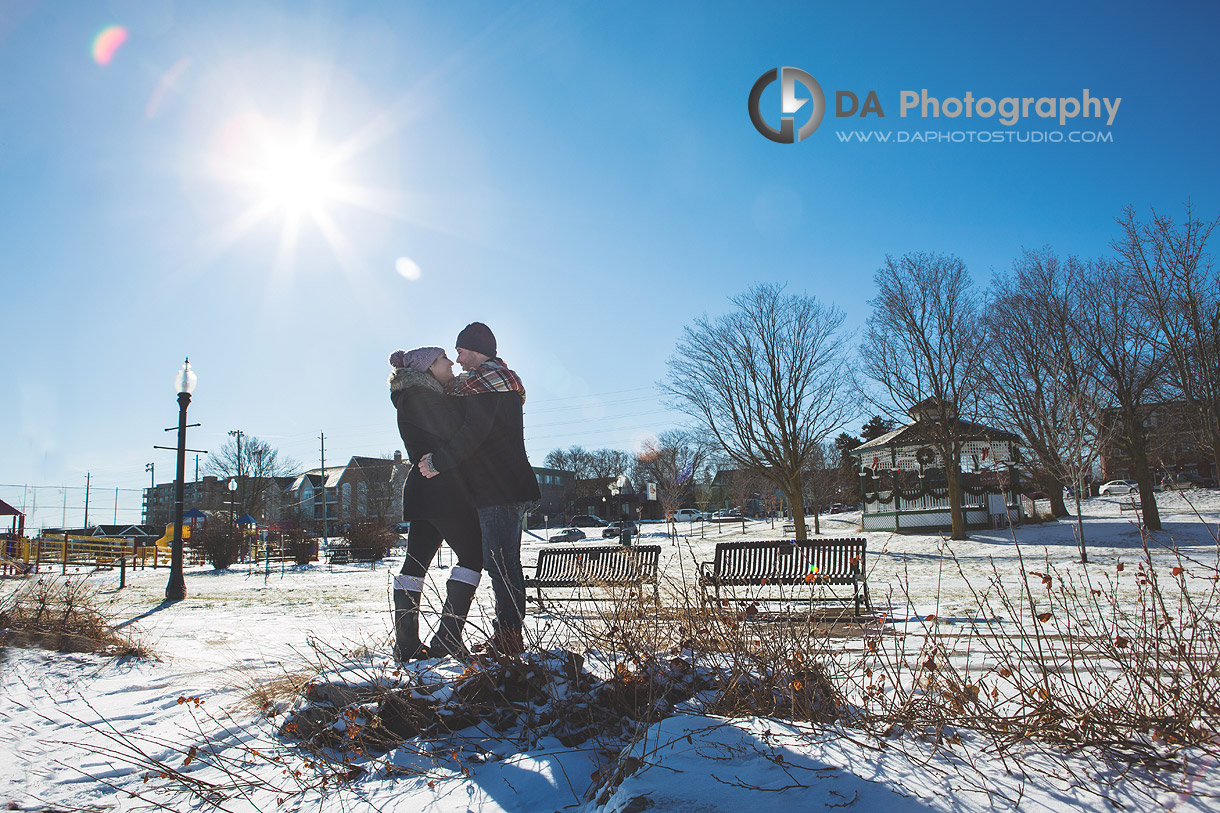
[389,368,476,520]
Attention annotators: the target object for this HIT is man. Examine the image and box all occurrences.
[419,322,540,656]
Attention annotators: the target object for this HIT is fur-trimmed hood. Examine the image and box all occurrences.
[389,367,444,394]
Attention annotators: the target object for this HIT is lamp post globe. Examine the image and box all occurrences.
[165,358,196,601]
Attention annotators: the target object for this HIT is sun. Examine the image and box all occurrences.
[205,111,364,269]
[251,138,341,217]
[215,113,347,220]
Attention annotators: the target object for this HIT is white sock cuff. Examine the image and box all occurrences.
[450,566,481,587]
[394,574,424,592]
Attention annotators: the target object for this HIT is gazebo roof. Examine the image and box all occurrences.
[0,498,22,516]
[849,417,1020,455]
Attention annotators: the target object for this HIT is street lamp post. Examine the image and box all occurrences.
[228,478,239,562]
[228,429,243,529]
[165,358,197,601]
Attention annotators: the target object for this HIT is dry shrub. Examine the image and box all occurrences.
[530,575,852,727]
[344,522,396,561]
[231,667,315,717]
[193,516,243,570]
[850,528,1220,802]
[0,576,150,657]
[277,519,316,565]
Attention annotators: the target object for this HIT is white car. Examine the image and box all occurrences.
[548,527,586,543]
[1098,480,1138,496]
[669,509,705,523]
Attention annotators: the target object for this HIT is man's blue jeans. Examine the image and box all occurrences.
[478,503,526,632]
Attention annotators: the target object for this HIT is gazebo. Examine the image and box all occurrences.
[849,402,1023,532]
[1,498,25,562]
[1,498,25,538]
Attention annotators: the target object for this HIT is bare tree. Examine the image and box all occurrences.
[586,449,634,481]
[1115,202,1220,479]
[981,249,1104,520]
[801,442,842,533]
[204,435,298,522]
[664,283,853,540]
[632,429,715,518]
[1071,258,1168,530]
[859,252,986,540]
[544,445,632,506]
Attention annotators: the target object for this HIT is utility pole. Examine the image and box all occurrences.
[61,486,67,527]
[320,432,328,550]
[194,454,200,481]
[83,472,91,531]
[114,487,118,524]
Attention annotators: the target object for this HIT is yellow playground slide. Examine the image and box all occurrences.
[153,523,191,552]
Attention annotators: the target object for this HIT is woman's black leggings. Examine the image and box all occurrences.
[399,512,483,577]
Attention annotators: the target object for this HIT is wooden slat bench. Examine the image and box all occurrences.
[699,538,871,616]
[526,544,661,606]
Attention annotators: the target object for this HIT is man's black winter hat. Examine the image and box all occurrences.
[456,322,497,358]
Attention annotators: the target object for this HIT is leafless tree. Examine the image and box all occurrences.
[859,252,986,540]
[664,283,853,540]
[1115,202,1220,479]
[544,445,635,512]
[801,442,843,534]
[204,435,299,522]
[981,249,1104,520]
[632,429,715,518]
[1071,258,1168,530]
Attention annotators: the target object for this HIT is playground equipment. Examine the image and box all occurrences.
[153,522,191,553]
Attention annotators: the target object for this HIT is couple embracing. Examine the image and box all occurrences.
[387,322,540,661]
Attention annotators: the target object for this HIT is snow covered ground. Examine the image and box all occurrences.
[3,491,1219,812]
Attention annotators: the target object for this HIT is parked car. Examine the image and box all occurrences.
[389,522,411,534]
[1098,480,1139,496]
[669,509,705,523]
[548,527,586,543]
[602,521,639,538]
[709,509,742,522]
[570,515,608,528]
[829,503,845,514]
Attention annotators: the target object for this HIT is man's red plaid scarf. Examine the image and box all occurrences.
[446,359,526,404]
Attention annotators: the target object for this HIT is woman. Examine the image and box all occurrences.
[387,346,482,660]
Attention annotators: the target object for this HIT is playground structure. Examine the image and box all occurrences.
[4,533,174,575]
[0,504,319,577]
[152,521,192,555]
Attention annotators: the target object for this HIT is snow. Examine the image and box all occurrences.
[3,490,1219,812]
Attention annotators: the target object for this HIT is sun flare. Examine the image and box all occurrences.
[215,114,346,219]
[251,139,341,216]
[202,109,373,271]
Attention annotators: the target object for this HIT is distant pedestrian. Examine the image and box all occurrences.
[419,322,540,657]
[387,346,483,660]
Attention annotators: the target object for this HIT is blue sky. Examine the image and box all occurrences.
[2,0,1217,529]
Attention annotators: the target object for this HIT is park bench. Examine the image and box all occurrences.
[782,523,797,534]
[526,543,661,607]
[698,538,871,616]
[327,543,377,564]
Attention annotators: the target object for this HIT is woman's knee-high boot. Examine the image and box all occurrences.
[393,574,426,661]
[429,567,481,658]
